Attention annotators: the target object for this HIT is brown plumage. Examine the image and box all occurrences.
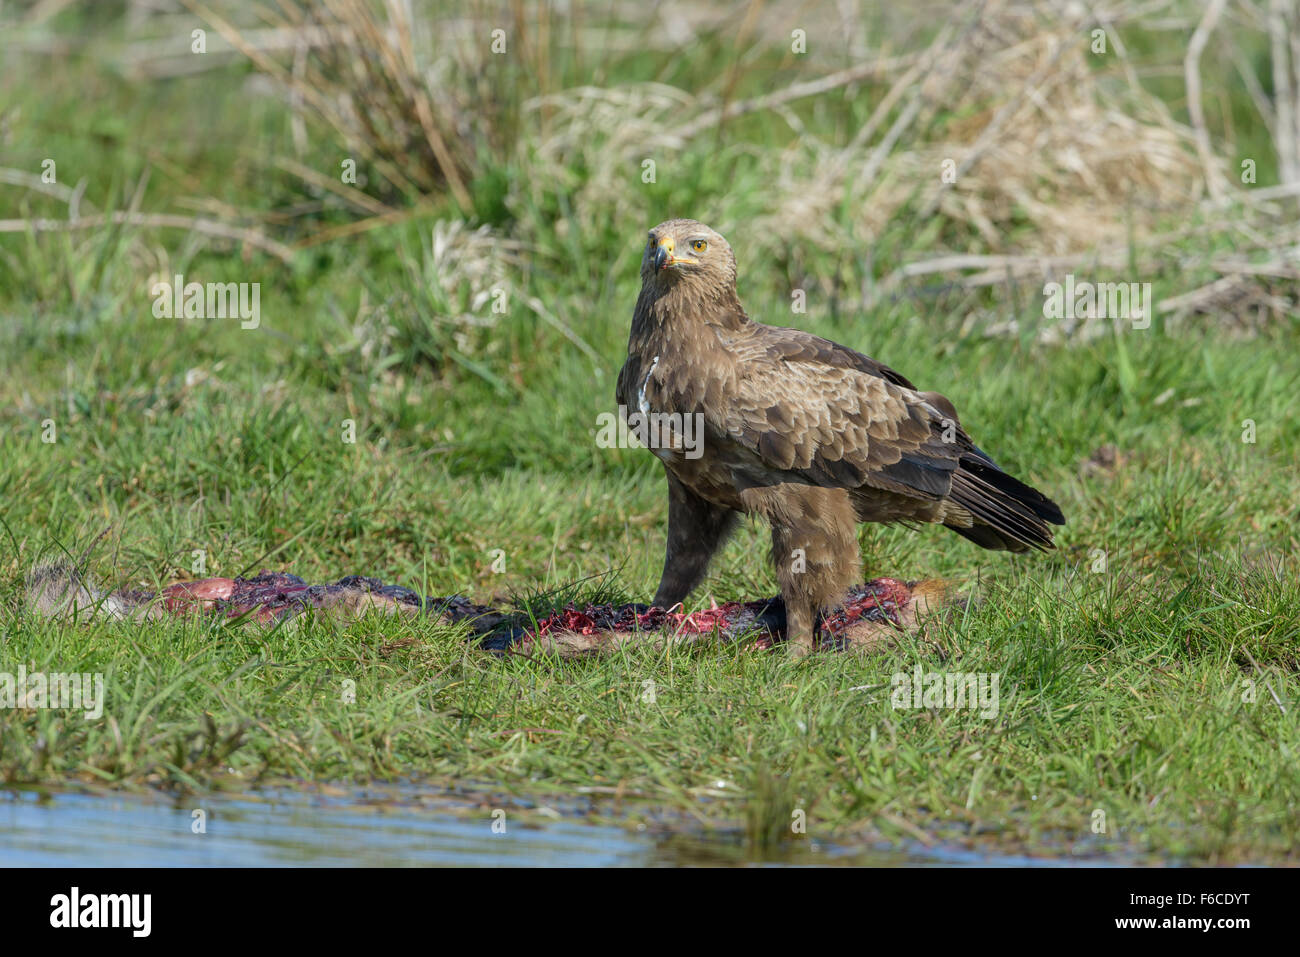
[615,218,1065,655]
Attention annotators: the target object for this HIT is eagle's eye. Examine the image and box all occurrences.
[690,239,707,253]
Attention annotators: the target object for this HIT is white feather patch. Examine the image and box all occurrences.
[637,355,660,417]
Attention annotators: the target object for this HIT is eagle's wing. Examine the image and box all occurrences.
[711,324,966,500]
[695,324,1064,550]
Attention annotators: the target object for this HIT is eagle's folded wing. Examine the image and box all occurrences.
[716,349,963,500]
[634,322,1062,549]
[714,338,1063,550]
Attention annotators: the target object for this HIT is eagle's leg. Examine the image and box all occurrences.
[745,485,861,657]
[651,470,740,609]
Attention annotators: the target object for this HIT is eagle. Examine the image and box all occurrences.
[615,218,1065,655]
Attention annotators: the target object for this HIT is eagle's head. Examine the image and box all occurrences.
[640,219,737,293]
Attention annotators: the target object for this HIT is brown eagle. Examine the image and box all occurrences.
[615,218,1065,655]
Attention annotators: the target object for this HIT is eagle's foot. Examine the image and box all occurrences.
[786,637,815,658]
[783,603,818,657]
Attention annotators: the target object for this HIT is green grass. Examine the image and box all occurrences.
[1,2,1298,864]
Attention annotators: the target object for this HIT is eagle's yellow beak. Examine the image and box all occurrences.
[653,237,697,272]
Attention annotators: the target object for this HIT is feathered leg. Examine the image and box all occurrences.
[651,469,740,609]
[745,484,861,656]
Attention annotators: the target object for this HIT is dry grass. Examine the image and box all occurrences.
[2,0,1296,333]
[189,0,1222,254]
[182,0,512,210]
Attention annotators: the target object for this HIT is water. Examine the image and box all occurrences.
[0,787,1129,867]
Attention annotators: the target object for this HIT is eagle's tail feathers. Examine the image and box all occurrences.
[946,458,1064,552]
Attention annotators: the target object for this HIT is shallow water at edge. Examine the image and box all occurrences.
[0,787,1131,867]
